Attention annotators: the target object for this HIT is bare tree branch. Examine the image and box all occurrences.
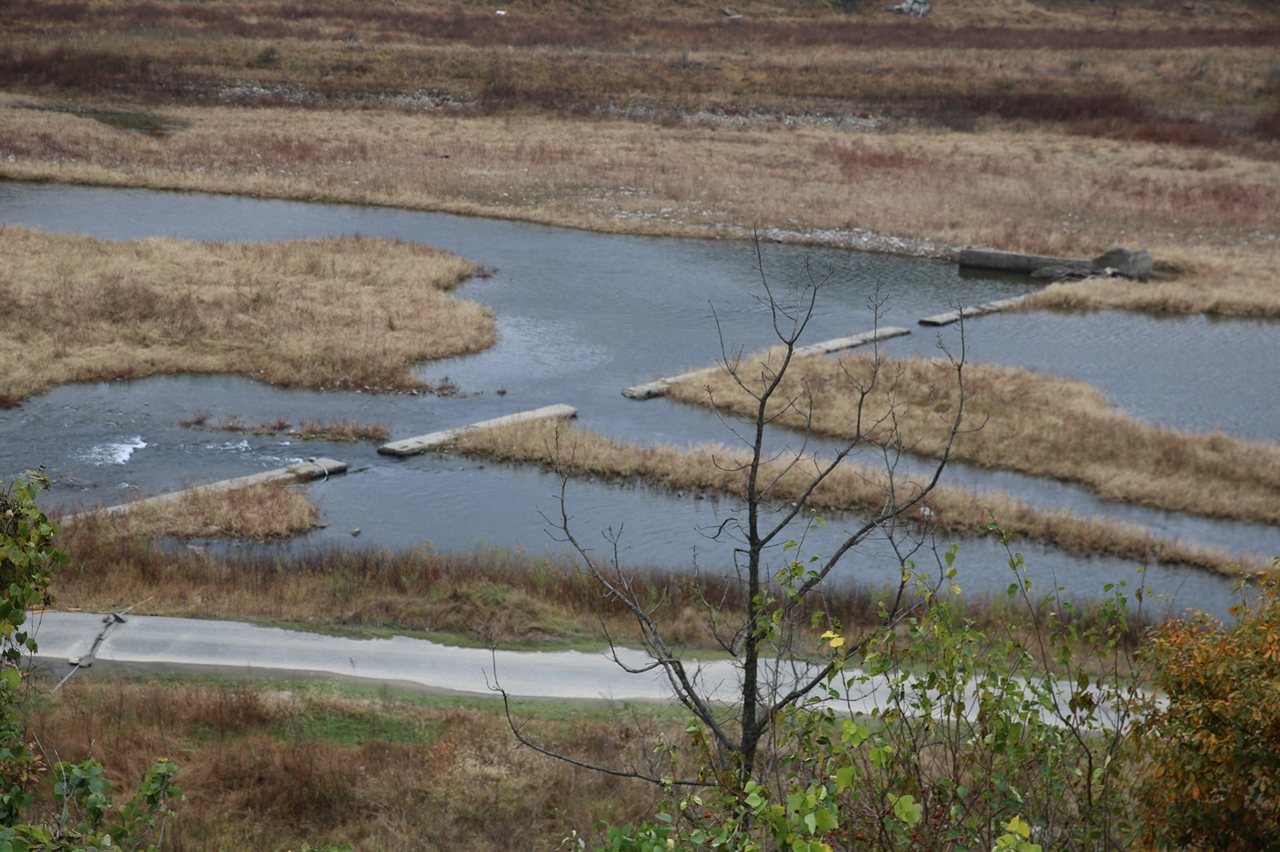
[510,236,970,786]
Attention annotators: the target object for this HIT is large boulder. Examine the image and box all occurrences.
[889,0,930,17]
[1092,247,1153,281]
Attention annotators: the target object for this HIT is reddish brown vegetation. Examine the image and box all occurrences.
[24,678,661,852]
[4,1,1277,149]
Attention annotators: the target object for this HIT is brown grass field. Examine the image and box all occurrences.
[22,675,665,852]
[0,225,492,406]
[4,2,1279,846]
[1,0,1278,316]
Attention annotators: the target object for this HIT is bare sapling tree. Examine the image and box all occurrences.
[496,242,973,797]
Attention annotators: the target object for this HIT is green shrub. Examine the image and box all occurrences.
[582,538,1147,851]
[0,471,182,852]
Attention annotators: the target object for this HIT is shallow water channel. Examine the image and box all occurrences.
[3,182,1278,619]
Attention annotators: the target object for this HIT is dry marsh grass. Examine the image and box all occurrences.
[66,483,321,542]
[663,349,1280,527]
[3,0,1276,110]
[1,0,1278,317]
[0,225,492,406]
[292,418,391,442]
[23,677,663,852]
[48,514,1158,653]
[453,419,1271,576]
[47,528,859,648]
[2,99,1275,317]
[51,538,607,646]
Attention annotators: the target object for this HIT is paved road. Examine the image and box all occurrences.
[30,612,1144,726]
[29,611,741,703]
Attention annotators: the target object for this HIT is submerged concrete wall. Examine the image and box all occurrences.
[919,295,1031,326]
[378,404,578,457]
[958,248,1092,274]
[66,457,348,521]
[960,247,1152,281]
[623,327,911,400]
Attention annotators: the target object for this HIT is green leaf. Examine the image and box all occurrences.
[889,794,923,828]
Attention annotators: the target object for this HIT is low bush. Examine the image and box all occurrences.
[584,537,1148,851]
[1132,566,1280,851]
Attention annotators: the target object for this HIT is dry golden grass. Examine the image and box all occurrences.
[50,524,782,653]
[24,677,663,852]
[0,225,492,405]
[2,96,1275,316]
[66,483,321,542]
[49,534,608,645]
[48,510,1159,661]
[4,0,1271,35]
[453,418,1270,576]
[1029,244,1280,316]
[663,349,1280,526]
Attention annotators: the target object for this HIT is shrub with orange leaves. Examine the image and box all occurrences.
[1133,564,1280,851]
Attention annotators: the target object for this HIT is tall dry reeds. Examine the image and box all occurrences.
[665,349,1280,527]
[48,511,1155,655]
[63,483,321,543]
[453,418,1271,576]
[50,528,626,645]
[0,226,493,405]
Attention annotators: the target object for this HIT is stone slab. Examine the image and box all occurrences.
[918,295,1031,327]
[66,458,347,521]
[623,327,912,400]
[377,404,579,456]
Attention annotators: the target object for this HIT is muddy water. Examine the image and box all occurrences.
[3,182,1277,618]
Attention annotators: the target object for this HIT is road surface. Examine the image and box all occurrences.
[29,611,740,703]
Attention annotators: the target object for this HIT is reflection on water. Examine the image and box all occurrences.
[2,182,1277,619]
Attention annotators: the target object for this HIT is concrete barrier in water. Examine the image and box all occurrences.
[792,327,911,357]
[958,248,1092,275]
[66,458,348,521]
[959,247,1152,281]
[918,295,1031,327]
[623,327,912,400]
[377,404,579,457]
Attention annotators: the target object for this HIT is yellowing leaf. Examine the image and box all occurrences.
[1006,816,1032,839]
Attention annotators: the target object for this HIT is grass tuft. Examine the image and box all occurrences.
[65,483,321,542]
[664,349,1280,527]
[453,418,1272,576]
[179,414,391,442]
[0,226,494,403]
